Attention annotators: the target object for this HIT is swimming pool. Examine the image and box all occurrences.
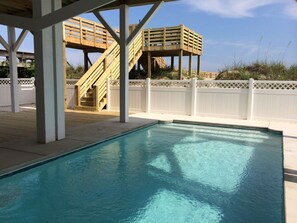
[0,123,284,222]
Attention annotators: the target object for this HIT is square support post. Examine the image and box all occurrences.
[119,4,129,123]
[146,78,151,113]
[197,55,201,77]
[189,53,193,77]
[52,0,65,140]
[171,56,174,70]
[7,27,19,113]
[84,51,89,72]
[147,52,152,78]
[33,0,65,143]
[179,50,183,80]
[247,78,255,120]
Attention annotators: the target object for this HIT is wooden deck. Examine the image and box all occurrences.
[0,107,156,175]
[63,17,118,51]
[63,17,203,56]
[143,25,203,56]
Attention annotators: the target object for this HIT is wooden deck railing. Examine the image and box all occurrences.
[94,32,143,111]
[75,32,143,110]
[63,17,118,49]
[75,41,119,106]
[143,25,203,55]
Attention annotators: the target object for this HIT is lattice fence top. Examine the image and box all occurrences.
[110,80,120,86]
[151,80,191,88]
[0,79,10,85]
[129,80,146,87]
[254,81,297,90]
[0,78,35,85]
[66,79,79,85]
[19,78,35,85]
[197,81,249,89]
[108,79,297,90]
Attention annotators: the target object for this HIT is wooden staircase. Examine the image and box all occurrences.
[75,33,143,111]
[139,54,167,72]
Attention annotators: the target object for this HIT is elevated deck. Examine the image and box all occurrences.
[143,25,202,57]
[63,17,117,52]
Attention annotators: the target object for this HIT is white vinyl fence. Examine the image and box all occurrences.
[0,78,36,106]
[109,78,297,122]
[0,78,78,109]
[1,78,297,122]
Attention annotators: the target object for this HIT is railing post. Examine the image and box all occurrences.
[76,85,80,106]
[95,86,99,111]
[191,78,197,116]
[106,78,110,111]
[146,78,151,113]
[247,78,254,120]
[79,17,82,44]
[163,27,166,50]
[93,24,96,47]
[180,25,184,50]
[148,29,151,51]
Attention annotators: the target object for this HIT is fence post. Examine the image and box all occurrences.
[247,78,254,120]
[191,78,197,116]
[106,78,110,111]
[146,78,151,113]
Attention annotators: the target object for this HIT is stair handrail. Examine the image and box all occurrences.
[93,32,143,111]
[75,41,119,106]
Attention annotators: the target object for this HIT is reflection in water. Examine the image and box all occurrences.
[131,189,222,223]
[173,139,255,193]
[0,124,283,223]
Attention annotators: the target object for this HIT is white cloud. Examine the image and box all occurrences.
[283,1,297,20]
[184,0,297,19]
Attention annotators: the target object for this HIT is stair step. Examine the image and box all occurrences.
[86,92,94,97]
[82,97,94,102]
[81,101,94,107]
[74,105,97,112]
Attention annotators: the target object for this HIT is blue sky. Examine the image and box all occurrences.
[0,0,296,72]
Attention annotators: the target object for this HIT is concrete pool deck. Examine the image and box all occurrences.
[0,109,296,222]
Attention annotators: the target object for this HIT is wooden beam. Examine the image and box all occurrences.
[14,29,29,51]
[33,0,117,31]
[0,35,9,51]
[0,13,34,30]
[93,11,120,44]
[127,1,163,45]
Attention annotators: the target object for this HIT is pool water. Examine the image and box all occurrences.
[0,123,284,223]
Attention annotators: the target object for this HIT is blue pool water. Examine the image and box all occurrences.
[0,123,284,223]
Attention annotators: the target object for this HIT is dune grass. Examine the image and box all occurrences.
[216,61,297,81]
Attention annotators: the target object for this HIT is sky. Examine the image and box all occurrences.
[0,0,296,72]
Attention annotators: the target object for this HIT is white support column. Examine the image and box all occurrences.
[52,0,65,140]
[191,78,197,116]
[146,78,151,113]
[247,78,254,120]
[106,78,111,111]
[0,35,9,51]
[33,0,65,143]
[7,27,19,113]
[119,4,129,123]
